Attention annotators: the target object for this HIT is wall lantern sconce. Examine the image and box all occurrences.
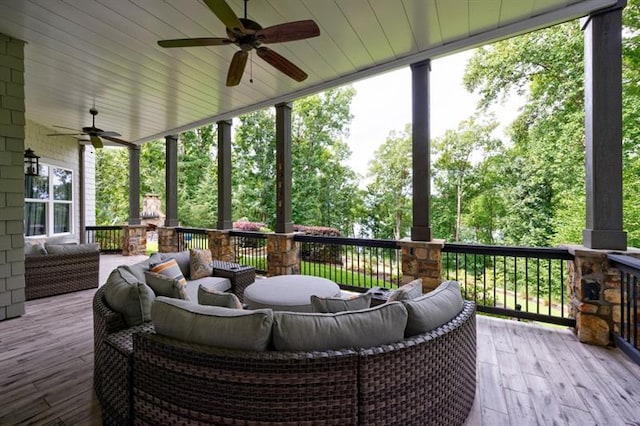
[24,148,40,176]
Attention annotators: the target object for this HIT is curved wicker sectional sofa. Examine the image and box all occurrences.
[93,284,477,426]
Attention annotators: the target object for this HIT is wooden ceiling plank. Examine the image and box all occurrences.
[366,0,417,57]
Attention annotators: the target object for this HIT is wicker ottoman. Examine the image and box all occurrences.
[244,275,341,312]
[211,261,256,302]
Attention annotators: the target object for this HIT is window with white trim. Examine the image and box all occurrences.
[24,164,73,237]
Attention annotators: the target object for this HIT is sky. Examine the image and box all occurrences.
[346,50,524,178]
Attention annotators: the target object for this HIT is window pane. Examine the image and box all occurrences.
[24,165,49,200]
[25,202,46,236]
[53,203,71,233]
[53,168,72,201]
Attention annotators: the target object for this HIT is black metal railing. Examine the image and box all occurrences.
[442,243,575,326]
[230,230,269,274]
[176,227,208,251]
[85,225,122,253]
[608,254,640,366]
[293,234,402,291]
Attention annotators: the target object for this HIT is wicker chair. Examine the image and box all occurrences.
[25,250,100,300]
[93,285,476,426]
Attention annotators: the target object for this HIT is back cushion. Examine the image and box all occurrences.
[160,251,191,279]
[387,278,423,302]
[103,267,155,326]
[402,280,464,337]
[45,243,99,255]
[151,297,273,351]
[145,271,190,300]
[273,302,408,351]
[310,293,371,313]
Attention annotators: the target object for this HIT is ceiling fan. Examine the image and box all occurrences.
[157,0,320,86]
[47,108,135,149]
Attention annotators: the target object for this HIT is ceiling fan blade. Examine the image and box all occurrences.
[158,37,232,48]
[256,47,308,82]
[102,135,137,148]
[226,50,248,86]
[52,125,81,131]
[256,20,320,44]
[202,0,245,33]
[100,131,122,137]
[90,135,104,149]
[47,132,83,136]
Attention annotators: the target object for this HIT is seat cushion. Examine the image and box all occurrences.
[103,267,155,327]
[310,293,371,313]
[402,280,464,337]
[151,297,273,351]
[272,302,408,351]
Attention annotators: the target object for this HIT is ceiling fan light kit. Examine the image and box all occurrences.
[158,0,320,86]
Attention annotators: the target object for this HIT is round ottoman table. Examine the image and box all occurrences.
[244,275,341,312]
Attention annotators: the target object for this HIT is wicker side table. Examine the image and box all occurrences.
[211,261,256,302]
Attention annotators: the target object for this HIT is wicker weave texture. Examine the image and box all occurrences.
[26,250,99,300]
[133,333,359,425]
[211,261,256,302]
[357,301,477,426]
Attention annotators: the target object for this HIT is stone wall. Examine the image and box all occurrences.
[157,226,178,253]
[397,239,444,292]
[566,245,640,346]
[0,34,25,320]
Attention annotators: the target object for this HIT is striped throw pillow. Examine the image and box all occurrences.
[150,258,187,287]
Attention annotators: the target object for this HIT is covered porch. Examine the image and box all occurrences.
[1,256,638,424]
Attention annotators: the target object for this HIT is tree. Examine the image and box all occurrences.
[95,147,129,225]
[431,116,502,242]
[362,126,412,240]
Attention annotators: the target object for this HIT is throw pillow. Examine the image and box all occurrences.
[151,297,273,351]
[160,251,191,278]
[145,271,190,300]
[388,278,423,302]
[310,293,371,313]
[190,249,213,280]
[402,280,464,337]
[198,285,242,309]
[103,267,155,326]
[150,258,187,287]
[272,302,408,351]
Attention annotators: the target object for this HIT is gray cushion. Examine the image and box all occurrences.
[272,302,408,351]
[145,271,189,300]
[24,240,47,256]
[103,267,155,326]
[151,297,273,351]
[310,293,371,313]
[45,243,99,255]
[157,251,191,279]
[121,261,149,283]
[185,276,231,301]
[388,278,423,302]
[198,285,242,309]
[402,280,464,337]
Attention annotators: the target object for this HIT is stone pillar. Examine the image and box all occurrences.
[398,239,444,292]
[0,34,26,320]
[267,233,300,276]
[565,245,640,346]
[122,225,146,256]
[208,229,235,262]
[157,226,178,253]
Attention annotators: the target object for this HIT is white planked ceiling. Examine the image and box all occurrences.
[0,0,617,145]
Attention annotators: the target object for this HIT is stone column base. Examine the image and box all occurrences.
[123,225,147,256]
[209,230,235,262]
[157,227,178,253]
[397,239,444,292]
[267,233,300,276]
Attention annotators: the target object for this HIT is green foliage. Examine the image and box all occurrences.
[361,125,413,239]
[95,148,129,225]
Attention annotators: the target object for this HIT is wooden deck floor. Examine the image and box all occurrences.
[1,255,639,425]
